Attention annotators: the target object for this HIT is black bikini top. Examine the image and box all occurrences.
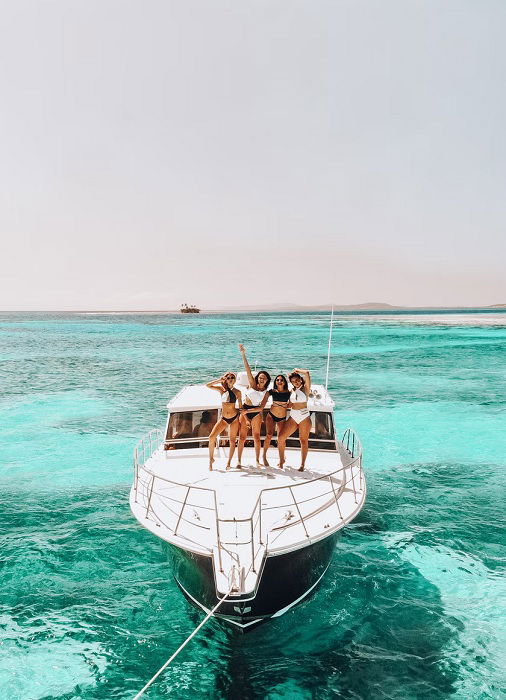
[222,388,236,403]
[269,390,291,402]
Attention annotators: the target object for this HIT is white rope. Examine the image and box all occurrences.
[132,587,234,700]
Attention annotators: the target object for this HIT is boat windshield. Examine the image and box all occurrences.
[165,409,219,449]
[165,409,336,451]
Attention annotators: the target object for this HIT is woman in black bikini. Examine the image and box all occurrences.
[262,374,290,466]
[237,344,271,468]
[206,372,242,470]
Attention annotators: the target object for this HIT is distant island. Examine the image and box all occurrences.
[201,302,506,313]
[204,302,403,312]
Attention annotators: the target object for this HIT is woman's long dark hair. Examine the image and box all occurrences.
[273,374,289,392]
[255,370,271,388]
[288,371,304,388]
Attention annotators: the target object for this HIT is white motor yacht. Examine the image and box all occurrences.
[129,373,366,630]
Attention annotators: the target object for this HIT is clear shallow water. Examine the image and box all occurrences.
[0,311,505,699]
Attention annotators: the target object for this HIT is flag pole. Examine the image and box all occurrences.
[325,306,334,390]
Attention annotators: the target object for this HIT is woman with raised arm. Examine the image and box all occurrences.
[237,344,271,468]
[262,374,290,467]
[277,368,312,471]
[206,372,242,470]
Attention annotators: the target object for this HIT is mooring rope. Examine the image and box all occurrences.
[132,586,234,700]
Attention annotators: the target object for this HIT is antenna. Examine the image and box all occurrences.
[324,306,334,390]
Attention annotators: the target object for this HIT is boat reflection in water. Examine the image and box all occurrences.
[129,373,365,630]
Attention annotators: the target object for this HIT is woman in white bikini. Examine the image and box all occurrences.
[206,372,242,470]
[262,374,290,467]
[237,344,271,468]
[277,368,312,471]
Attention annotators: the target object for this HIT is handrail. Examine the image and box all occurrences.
[132,427,364,573]
[162,436,337,447]
[134,428,363,520]
[134,428,361,495]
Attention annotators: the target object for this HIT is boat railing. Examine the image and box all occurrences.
[257,454,363,545]
[133,428,164,494]
[132,427,363,559]
[341,427,362,459]
[133,467,219,553]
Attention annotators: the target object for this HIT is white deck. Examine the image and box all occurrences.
[130,441,365,598]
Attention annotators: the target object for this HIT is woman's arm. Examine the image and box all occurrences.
[259,392,270,410]
[294,368,311,395]
[206,378,225,393]
[238,344,256,388]
[240,391,269,414]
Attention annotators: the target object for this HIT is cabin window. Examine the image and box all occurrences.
[235,411,336,451]
[165,410,335,450]
[286,411,336,450]
[165,410,219,449]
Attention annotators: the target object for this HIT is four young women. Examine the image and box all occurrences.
[207,344,312,471]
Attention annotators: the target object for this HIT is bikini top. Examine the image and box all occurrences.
[221,388,237,404]
[269,390,291,402]
[244,388,267,405]
[290,387,307,403]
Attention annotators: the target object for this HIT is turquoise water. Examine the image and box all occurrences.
[0,311,505,699]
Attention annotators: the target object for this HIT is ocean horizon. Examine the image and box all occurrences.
[1,306,505,315]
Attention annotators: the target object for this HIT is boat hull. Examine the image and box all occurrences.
[162,532,339,630]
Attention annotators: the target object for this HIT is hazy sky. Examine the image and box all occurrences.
[1,0,505,310]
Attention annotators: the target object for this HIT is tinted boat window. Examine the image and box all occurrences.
[165,410,219,449]
[286,411,336,450]
[237,411,336,450]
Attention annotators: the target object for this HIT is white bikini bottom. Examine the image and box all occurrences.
[290,407,310,425]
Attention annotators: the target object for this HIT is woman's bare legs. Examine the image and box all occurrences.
[226,419,240,469]
[276,417,298,468]
[297,417,312,471]
[208,419,227,470]
[250,413,263,467]
[237,416,250,467]
[237,413,263,467]
[263,414,275,466]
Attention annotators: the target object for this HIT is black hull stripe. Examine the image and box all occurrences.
[175,578,261,629]
[175,561,331,629]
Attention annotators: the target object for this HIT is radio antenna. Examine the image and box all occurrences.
[324,306,334,390]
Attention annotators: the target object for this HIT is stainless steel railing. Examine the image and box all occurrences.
[132,427,364,572]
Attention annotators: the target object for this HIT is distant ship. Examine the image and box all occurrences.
[180,304,200,314]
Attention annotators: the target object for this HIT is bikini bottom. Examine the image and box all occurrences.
[242,404,261,421]
[222,413,239,424]
[290,407,310,425]
[268,411,286,423]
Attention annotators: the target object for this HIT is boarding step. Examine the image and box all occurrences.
[212,543,266,598]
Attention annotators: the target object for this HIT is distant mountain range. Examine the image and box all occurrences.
[206,302,402,312]
[204,302,506,312]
